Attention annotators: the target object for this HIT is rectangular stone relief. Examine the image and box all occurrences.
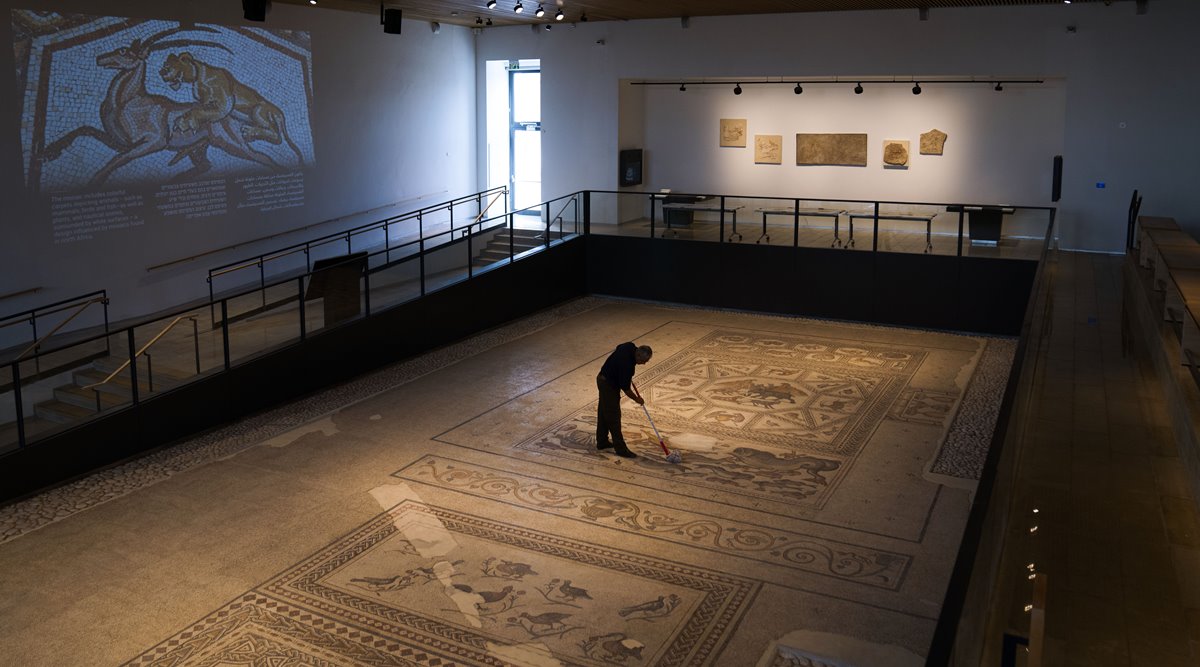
[754,135,782,164]
[795,133,868,167]
[720,118,747,147]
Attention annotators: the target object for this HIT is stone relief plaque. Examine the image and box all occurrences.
[754,135,782,164]
[883,139,910,168]
[795,133,867,166]
[920,129,948,155]
[720,118,747,147]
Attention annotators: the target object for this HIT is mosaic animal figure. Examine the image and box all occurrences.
[452,584,516,605]
[557,579,592,603]
[38,26,287,189]
[510,611,574,637]
[581,632,646,663]
[618,593,680,621]
[160,51,305,167]
[349,573,420,594]
[483,557,538,580]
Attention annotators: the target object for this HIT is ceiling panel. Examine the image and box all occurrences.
[271,0,1119,28]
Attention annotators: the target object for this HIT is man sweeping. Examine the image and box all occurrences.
[596,342,653,458]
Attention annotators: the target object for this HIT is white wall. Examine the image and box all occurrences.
[475,0,1200,252]
[0,0,477,325]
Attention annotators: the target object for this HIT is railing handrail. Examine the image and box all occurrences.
[12,295,109,362]
[551,195,579,224]
[473,192,505,225]
[207,186,507,280]
[587,189,1057,213]
[0,289,107,328]
[80,315,195,391]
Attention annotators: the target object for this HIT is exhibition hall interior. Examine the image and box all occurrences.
[0,0,1198,665]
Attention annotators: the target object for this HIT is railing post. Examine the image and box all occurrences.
[957,207,965,257]
[450,204,456,237]
[384,220,390,263]
[103,295,112,356]
[221,300,231,371]
[419,212,426,297]
[258,259,266,307]
[145,353,154,393]
[297,277,307,341]
[583,191,591,236]
[509,213,515,261]
[191,316,201,374]
[207,276,216,325]
[345,230,352,253]
[720,195,726,243]
[872,201,880,253]
[575,197,580,236]
[304,245,311,273]
[12,361,25,449]
[648,193,655,238]
[363,267,372,316]
[28,315,40,375]
[127,328,139,405]
[545,202,552,248]
[793,199,800,248]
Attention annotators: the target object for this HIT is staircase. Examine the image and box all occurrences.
[1,355,192,451]
[472,228,552,268]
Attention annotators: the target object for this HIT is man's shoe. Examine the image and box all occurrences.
[615,448,638,459]
[597,440,614,450]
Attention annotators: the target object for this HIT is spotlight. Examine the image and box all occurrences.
[854,82,863,94]
[544,23,551,30]
[994,81,1003,91]
[514,1,523,13]
[243,0,267,21]
[535,4,544,17]
[555,8,564,20]
[733,83,742,95]
[309,0,316,5]
[580,12,588,21]
[912,82,922,95]
[679,82,686,91]
[486,17,493,24]
[794,83,802,94]
[486,0,496,7]
[476,16,482,24]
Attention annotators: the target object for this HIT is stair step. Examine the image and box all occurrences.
[53,383,130,410]
[72,368,134,398]
[35,398,100,424]
[90,356,193,385]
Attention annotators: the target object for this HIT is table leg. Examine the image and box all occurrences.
[848,218,856,248]
[925,218,932,253]
[728,211,743,242]
[832,216,842,247]
[757,212,769,244]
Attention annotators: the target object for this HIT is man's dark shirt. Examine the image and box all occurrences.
[600,342,637,391]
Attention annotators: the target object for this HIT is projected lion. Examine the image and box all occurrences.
[161,52,305,167]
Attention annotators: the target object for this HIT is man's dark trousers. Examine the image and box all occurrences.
[596,373,626,450]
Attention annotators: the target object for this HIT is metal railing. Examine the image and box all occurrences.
[1,290,110,372]
[79,315,200,412]
[206,186,508,310]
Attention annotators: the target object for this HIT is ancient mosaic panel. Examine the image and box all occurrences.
[795,133,867,166]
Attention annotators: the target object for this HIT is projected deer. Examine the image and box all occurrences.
[39,27,294,188]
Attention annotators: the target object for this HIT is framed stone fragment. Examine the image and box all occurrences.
[920,129,948,155]
[883,140,910,168]
[720,118,747,147]
[795,133,867,166]
[754,134,782,164]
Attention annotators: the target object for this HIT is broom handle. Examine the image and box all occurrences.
[640,404,671,454]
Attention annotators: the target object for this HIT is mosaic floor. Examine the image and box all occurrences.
[0,298,1013,666]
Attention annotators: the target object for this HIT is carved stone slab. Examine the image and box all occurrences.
[755,134,782,164]
[883,139,910,168]
[920,128,948,155]
[720,118,747,147]
[795,133,867,166]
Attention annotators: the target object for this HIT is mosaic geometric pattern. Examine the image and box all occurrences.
[491,329,927,510]
[398,456,911,591]
[887,387,959,426]
[131,500,760,666]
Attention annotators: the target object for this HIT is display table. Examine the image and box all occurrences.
[847,212,937,252]
[660,201,746,240]
[945,205,1015,246]
[652,194,710,231]
[753,207,847,245]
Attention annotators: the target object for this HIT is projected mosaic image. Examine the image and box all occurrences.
[12,10,315,193]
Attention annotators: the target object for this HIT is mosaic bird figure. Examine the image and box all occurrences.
[453,584,515,604]
[512,611,571,635]
[493,560,538,579]
[618,593,680,619]
[557,580,592,602]
[601,637,645,662]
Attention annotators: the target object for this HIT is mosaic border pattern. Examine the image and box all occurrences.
[397,456,911,591]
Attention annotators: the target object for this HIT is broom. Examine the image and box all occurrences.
[641,403,682,464]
